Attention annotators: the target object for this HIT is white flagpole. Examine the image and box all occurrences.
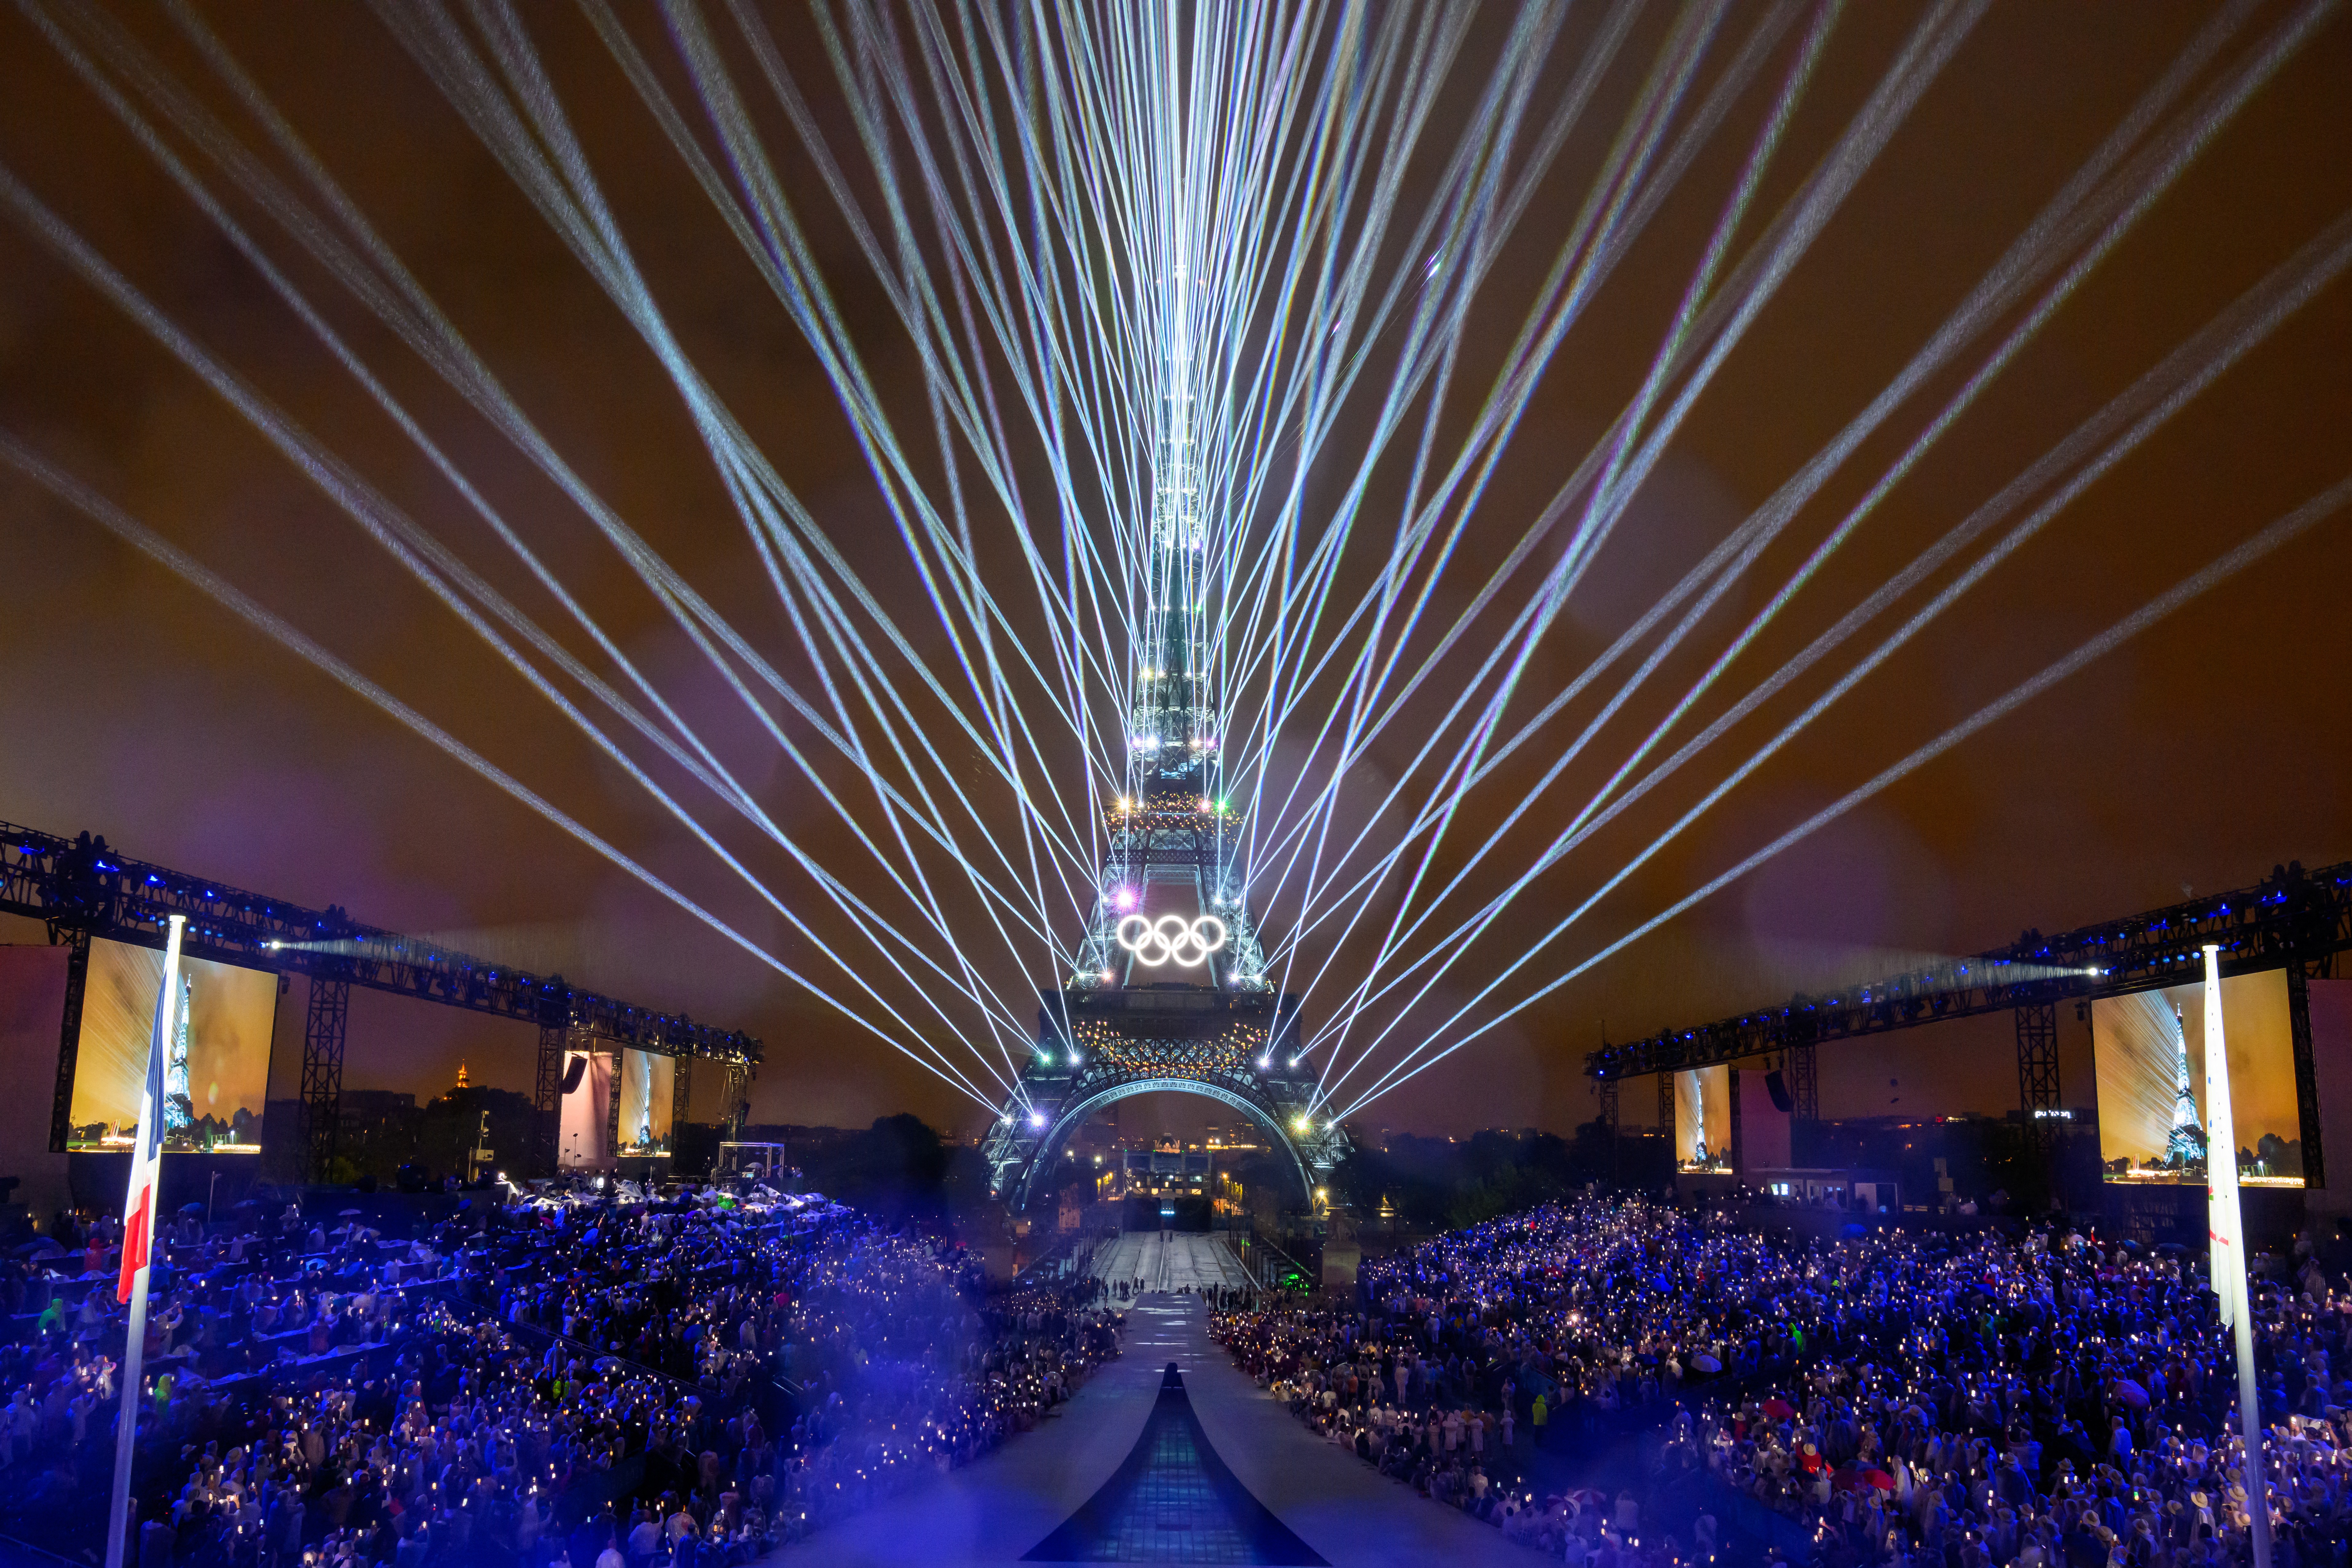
[2202,943,2272,1568]
[104,913,183,1568]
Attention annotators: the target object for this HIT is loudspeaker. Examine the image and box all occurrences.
[1764,1069,1793,1113]
[560,1054,589,1094]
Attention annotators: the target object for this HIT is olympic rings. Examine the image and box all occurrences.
[1115,912,1228,967]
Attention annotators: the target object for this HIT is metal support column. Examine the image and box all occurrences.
[672,1052,695,1135]
[300,972,351,1183]
[1786,1038,1819,1123]
[533,991,570,1177]
[2288,962,2326,1188]
[2015,1001,2061,1154]
[605,1043,626,1155]
[48,927,91,1153]
[1729,1067,1744,1175]
[722,1063,748,1141]
[1657,1073,1674,1142]
[1595,1076,1619,1175]
[1785,1037,1819,1164]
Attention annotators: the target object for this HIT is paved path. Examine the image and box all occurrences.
[762,1292,1532,1567]
[1091,1230,1254,1294]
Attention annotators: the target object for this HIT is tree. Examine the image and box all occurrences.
[796,1114,954,1222]
[416,1086,535,1180]
[1329,1123,1623,1235]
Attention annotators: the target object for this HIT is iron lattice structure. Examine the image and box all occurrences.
[983,298,1347,1211]
[981,988,1347,1212]
[980,701,1352,1209]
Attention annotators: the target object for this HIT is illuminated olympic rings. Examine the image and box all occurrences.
[1115,913,1227,967]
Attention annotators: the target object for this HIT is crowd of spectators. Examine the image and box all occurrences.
[32,1179,2352,1568]
[1213,1197,2352,1568]
[0,1180,1122,1568]
[1213,1274,1533,1530]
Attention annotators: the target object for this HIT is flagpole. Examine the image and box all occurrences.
[104,913,183,1568]
[2202,944,2272,1568]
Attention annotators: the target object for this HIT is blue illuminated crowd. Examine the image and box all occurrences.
[0,1184,1119,1567]
[1214,1198,2352,1567]
[20,1180,2352,1568]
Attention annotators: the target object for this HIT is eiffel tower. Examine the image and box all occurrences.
[982,275,1348,1213]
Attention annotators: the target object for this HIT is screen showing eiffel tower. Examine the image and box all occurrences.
[67,937,277,1153]
[2092,968,2303,1185]
[616,1047,676,1156]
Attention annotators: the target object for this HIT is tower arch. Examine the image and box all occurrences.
[1000,1073,1321,1214]
[981,990,1348,1214]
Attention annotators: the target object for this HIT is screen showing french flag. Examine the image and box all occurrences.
[115,951,171,1303]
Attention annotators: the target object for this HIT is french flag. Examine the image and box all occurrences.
[116,924,179,1303]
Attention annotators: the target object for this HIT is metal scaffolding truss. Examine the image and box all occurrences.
[3,820,760,1179]
[1584,857,2350,1182]
[2015,1000,2062,1152]
[1589,859,2348,1078]
[301,969,351,1179]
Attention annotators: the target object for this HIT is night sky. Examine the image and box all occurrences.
[1,3,2346,1143]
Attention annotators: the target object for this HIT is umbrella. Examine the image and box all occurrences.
[18,1239,64,1260]
[179,1202,207,1216]
[340,1209,364,1218]
[1763,1397,1797,1420]
[2114,1379,2150,1409]
[1567,1488,1608,1510]
[1863,1469,1898,1492]
[1690,1353,1722,1373]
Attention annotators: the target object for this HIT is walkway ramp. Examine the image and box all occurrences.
[762,1293,1530,1567]
[1024,1362,1324,1563]
[1090,1231,1254,1293]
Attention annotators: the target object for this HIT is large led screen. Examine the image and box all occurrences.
[617,1049,676,1156]
[69,939,275,1153]
[1675,1065,1731,1172]
[2093,968,2302,1186]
